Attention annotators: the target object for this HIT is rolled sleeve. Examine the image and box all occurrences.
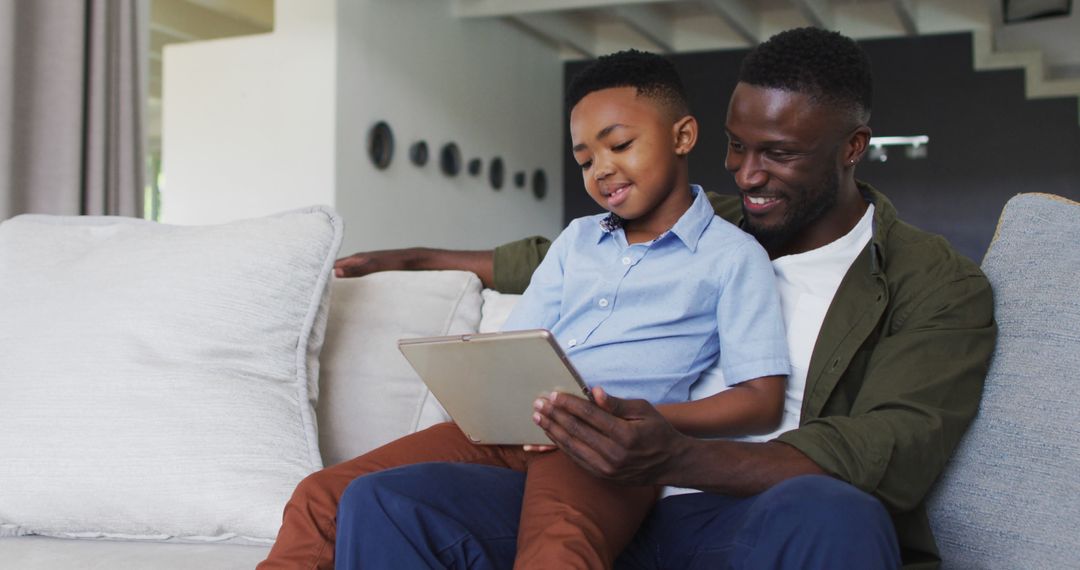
[492,236,552,294]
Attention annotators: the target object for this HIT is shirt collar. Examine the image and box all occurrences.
[597,185,713,252]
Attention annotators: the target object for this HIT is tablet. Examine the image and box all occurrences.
[398,329,592,445]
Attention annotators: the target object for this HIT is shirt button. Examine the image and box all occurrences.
[622,257,632,265]
[568,339,577,348]
[598,298,609,308]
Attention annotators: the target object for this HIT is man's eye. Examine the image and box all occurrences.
[579,160,592,170]
[728,141,744,152]
[766,149,794,160]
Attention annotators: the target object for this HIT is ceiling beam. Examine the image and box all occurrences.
[454,0,676,18]
[612,4,674,53]
[150,0,266,41]
[511,12,597,58]
[698,0,760,45]
[788,0,833,29]
[890,0,918,35]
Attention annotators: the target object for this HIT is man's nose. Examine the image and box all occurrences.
[727,153,767,190]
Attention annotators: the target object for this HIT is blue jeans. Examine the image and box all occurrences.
[336,463,901,569]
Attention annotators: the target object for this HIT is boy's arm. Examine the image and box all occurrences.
[657,375,785,437]
[332,236,553,294]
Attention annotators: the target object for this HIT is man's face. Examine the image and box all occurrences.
[570,87,685,226]
[724,83,849,253]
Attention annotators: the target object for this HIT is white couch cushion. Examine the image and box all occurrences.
[0,207,341,544]
[317,271,482,466]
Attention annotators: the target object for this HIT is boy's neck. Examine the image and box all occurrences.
[623,183,695,245]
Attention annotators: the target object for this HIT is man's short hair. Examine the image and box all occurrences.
[739,27,873,122]
[566,49,690,118]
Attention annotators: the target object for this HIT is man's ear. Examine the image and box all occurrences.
[844,124,872,166]
[673,115,699,156]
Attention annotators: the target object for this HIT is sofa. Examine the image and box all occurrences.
[0,193,1077,569]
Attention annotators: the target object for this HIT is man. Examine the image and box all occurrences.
[332,28,995,569]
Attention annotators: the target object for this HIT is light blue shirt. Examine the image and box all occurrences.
[502,185,790,404]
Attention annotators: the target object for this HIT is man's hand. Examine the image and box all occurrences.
[333,248,496,287]
[532,386,690,486]
[334,249,420,278]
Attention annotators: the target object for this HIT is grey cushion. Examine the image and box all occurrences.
[927,193,1080,568]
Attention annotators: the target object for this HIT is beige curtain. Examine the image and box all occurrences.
[0,0,147,220]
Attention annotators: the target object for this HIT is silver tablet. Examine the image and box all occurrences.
[398,329,592,445]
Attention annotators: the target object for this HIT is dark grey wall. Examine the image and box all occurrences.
[562,33,1080,262]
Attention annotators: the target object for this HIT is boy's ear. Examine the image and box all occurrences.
[672,115,698,156]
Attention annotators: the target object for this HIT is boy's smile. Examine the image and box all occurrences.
[570,86,696,243]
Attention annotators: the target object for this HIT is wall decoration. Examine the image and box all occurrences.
[531,169,547,200]
[367,121,394,170]
[489,157,505,190]
[513,171,526,188]
[409,141,429,166]
[467,158,482,176]
[439,143,462,177]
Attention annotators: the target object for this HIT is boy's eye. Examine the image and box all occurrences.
[578,160,592,171]
[612,140,633,151]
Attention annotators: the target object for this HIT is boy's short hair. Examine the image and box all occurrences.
[566,49,689,118]
[739,27,873,122]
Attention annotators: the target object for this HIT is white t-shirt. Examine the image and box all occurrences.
[664,204,875,497]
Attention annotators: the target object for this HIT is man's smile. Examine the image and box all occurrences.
[743,192,782,214]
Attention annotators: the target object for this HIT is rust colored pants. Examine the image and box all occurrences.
[257,422,656,570]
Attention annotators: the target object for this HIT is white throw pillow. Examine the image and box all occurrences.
[0,207,342,544]
[317,271,482,466]
[479,289,522,333]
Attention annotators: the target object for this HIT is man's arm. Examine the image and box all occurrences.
[334,248,495,287]
[534,387,824,495]
[535,273,995,506]
[333,236,553,294]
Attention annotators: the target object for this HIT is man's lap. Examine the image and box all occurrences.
[339,463,900,569]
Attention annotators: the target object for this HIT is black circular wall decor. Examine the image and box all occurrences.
[531,169,547,200]
[488,157,505,190]
[367,121,394,170]
[409,141,429,166]
[439,143,462,177]
[513,171,526,189]
[467,158,482,176]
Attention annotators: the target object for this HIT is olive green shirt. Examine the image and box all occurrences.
[492,184,996,568]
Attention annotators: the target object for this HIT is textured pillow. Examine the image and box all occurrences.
[317,271,482,466]
[0,207,342,544]
[927,193,1080,567]
[479,288,522,333]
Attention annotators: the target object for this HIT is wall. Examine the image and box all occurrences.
[563,32,1080,263]
[161,0,337,225]
[996,8,1080,76]
[334,0,564,253]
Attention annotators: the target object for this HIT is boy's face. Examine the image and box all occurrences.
[570,87,689,227]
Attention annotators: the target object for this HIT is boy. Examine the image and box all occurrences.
[260,50,789,570]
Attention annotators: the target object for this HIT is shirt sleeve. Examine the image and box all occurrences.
[498,227,571,332]
[492,236,553,294]
[715,239,791,385]
[775,274,995,513]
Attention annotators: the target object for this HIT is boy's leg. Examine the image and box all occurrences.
[515,450,657,570]
[257,422,527,570]
[616,474,900,570]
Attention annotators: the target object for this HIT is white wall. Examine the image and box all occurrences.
[996,8,1080,75]
[161,0,337,224]
[334,1,565,253]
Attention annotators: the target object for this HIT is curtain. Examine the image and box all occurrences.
[0,0,147,221]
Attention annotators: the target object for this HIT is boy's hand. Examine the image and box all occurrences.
[522,444,556,452]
